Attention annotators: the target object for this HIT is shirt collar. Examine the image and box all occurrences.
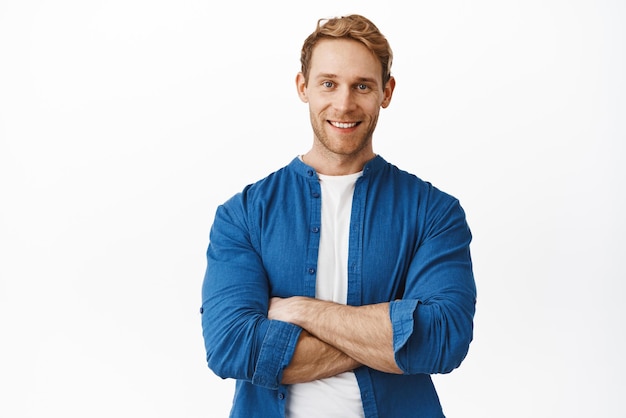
[288,155,387,179]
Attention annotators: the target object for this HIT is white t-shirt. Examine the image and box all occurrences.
[286,170,365,418]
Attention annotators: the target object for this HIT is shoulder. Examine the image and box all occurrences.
[371,156,460,206]
[220,157,307,210]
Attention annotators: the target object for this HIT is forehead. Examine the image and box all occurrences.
[309,38,382,82]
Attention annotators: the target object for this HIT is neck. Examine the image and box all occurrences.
[302,146,376,176]
[302,150,375,176]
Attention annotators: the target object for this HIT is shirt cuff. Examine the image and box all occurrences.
[252,319,302,389]
[389,299,419,370]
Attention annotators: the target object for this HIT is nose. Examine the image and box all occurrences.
[333,86,356,113]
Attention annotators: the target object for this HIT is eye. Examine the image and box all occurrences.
[356,83,370,91]
[322,81,334,88]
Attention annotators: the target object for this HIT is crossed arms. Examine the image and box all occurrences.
[201,192,476,390]
[268,297,402,383]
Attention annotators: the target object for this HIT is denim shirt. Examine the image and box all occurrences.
[201,155,476,418]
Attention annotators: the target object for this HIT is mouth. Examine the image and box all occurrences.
[328,120,360,129]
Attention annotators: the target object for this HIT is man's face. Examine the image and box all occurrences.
[297,38,394,161]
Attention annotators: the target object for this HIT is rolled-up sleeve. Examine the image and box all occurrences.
[201,194,302,390]
[389,198,476,375]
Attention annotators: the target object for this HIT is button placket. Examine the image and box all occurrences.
[304,175,322,297]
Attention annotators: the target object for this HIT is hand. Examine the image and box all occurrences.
[268,296,305,324]
[270,296,402,374]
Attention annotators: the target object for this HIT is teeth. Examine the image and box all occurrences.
[331,121,358,129]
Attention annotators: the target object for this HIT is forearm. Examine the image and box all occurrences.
[270,297,402,374]
[281,330,361,384]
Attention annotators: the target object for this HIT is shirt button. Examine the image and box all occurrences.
[312,192,320,198]
[308,268,316,274]
[307,170,314,177]
[311,226,319,233]
[278,392,285,400]
[199,307,204,314]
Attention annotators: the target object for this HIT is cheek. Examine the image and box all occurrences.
[362,102,382,116]
[307,99,327,115]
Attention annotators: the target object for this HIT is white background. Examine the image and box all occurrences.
[1,0,624,417]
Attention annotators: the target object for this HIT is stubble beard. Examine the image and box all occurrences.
[310,111,378,158]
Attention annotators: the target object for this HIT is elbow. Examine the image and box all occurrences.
[437,326,473,374]
[203,330,236,380]
[203,331,258,381]
[396,307,475,375]
[201,312,265,381]
[206,353,241,381]
[405,330,473,375]
[431,310,475,374]
[204,338,232,380]
[427,294,476,374]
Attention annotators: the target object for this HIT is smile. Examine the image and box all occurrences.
[329,121,359,129]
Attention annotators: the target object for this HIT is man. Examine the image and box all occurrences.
[201,14,476,417]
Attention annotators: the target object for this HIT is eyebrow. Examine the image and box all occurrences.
[315,73,338,80]
[315,73,380,85]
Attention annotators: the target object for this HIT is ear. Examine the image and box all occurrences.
[381,76,396,109]
[296,72,308,103]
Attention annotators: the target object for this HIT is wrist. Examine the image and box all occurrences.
[290,296,315,328]
[294,298,338,333]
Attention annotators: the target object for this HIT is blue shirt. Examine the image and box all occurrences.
[201,155,476,418]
